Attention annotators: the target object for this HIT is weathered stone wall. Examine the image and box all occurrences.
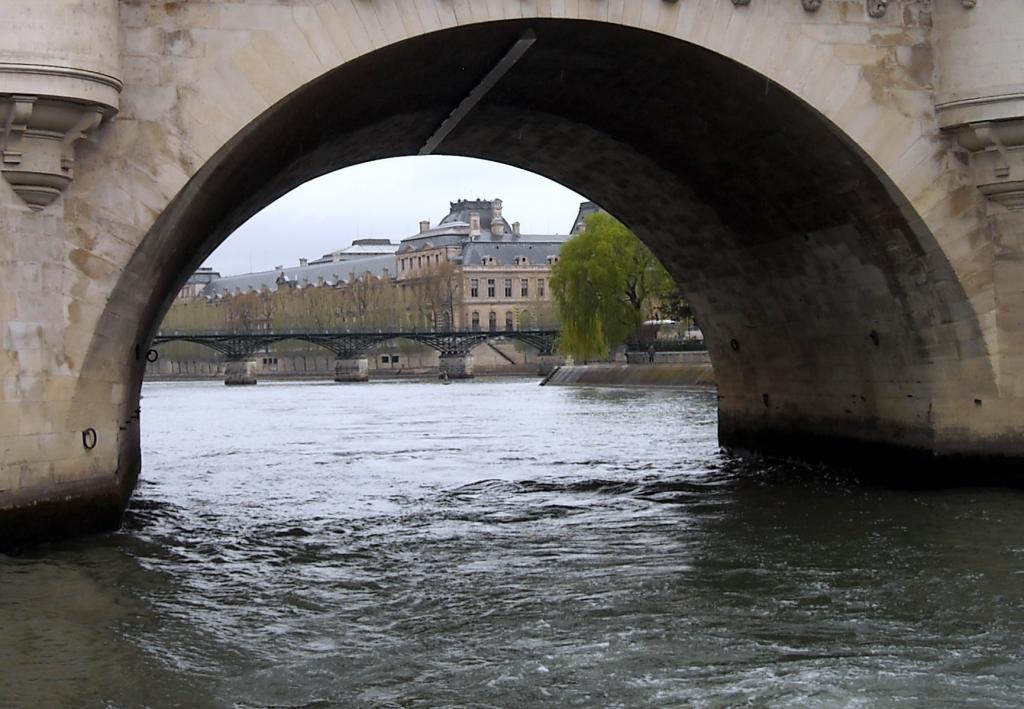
[543,359,716,389]
[3,0,1023,544]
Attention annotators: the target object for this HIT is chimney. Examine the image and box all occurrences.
[469,212,481,238]
[419,220,430,233]
[299,258,308,267]
[491,198,504,235]
[512,221,520,236]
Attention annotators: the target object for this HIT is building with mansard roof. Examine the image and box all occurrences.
[395,198,570,330]
[190,197,585,330]
[175,266,221,300]
[308,238,399,264]
[198,253,396,298]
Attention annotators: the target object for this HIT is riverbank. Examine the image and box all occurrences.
[145,364,541,383]
[542,354,715,388]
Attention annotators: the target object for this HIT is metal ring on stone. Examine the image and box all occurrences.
[730,339,740,351]
[146,349,159,362]
[82,428,98,450]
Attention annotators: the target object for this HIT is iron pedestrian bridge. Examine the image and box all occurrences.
[152,327,561,360]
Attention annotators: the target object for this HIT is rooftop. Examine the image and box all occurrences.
[310,238,399,264]
[439,197,512,235]
[195,197,589,294]
[201,254,395,297]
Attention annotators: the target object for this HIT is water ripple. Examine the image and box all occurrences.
[2,380,1023,706]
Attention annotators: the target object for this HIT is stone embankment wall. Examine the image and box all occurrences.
[543,353,715,389]
[146,340,540,380]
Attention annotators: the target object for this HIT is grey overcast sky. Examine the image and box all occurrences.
[206,155,588,276]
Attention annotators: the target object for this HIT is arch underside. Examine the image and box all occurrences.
[98,19,990,468]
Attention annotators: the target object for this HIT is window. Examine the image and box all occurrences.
[488,311,497,332]
[401,259,405,272]
[381,355,390,363]
[504,279,512,297]
[471,312,480,331]
[417,256,422,267]
[519,308,532,329]
[487,279,495,298]
[470,279,479,298]
[392,355,400,364]
[435,254,440,263]
[521,279,528,297]
[505,312,514,331]
[538,278,545,297]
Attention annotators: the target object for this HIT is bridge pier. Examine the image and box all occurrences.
[537,355,570,377]
[334,357,369,382]
[224,358,259,386]
[439,354,474,380]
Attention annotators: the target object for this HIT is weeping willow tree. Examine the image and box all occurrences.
[550,213,678,360]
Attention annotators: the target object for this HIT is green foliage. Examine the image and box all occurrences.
[550,213,680,360]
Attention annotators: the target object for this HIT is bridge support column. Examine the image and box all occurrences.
[224,358,259,386]
[537,355,570,377]
[935,0,1024,209]
[439,354,474,380]
[334,357,369,382]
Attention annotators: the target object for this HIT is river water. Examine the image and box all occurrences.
[3,379,1024,707]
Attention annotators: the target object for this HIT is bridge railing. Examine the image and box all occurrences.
[626,337,707,353]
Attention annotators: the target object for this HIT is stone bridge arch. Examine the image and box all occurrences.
[2,0,1020,545]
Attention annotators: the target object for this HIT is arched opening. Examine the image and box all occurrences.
[11,9,1024,701]
[152,168,584,384]
[84,18,985,499]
